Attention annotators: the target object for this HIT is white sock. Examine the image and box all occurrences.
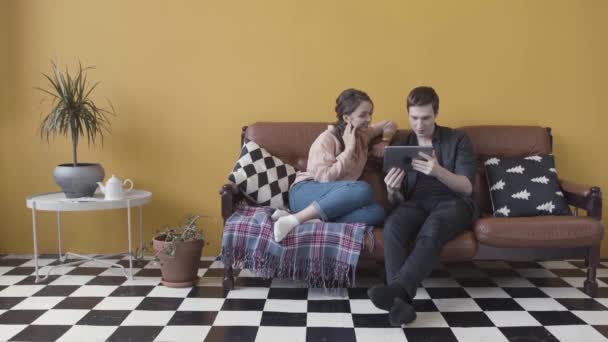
[273,215,300,242]
[303,218,322,224]
[271,209,291,221]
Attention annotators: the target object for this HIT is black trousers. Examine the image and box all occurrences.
[383,196,473,300]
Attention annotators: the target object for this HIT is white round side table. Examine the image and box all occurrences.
[25,190,152,283]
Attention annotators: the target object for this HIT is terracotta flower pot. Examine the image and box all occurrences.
[152,235,204,288]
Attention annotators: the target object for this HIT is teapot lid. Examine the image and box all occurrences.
[107,175,121,183]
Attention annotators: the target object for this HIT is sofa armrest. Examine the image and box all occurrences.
[219,183,243,222]
[558,178,602,220]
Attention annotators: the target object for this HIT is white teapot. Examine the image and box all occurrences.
[97,175,134,200]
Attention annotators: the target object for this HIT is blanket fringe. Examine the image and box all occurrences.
[222,246,354,289]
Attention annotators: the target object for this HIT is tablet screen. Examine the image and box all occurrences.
[383,146,434,171]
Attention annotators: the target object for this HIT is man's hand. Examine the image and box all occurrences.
[384,167,405,193]
[412,151,443,177]
[370,141,388,158]
[384,167,405,205]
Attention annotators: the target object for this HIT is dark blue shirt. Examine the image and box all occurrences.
[393,125,478,216]
[411,173,455,200]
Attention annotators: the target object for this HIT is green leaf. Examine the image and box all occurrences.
[37,60,116,157]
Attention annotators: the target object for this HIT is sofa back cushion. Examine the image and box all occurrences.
[245,122,327,171]
[244,122,392,209]
[243,123,552,216]
[460,126,552,215]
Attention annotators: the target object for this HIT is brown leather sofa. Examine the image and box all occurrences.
[220,123,604,296]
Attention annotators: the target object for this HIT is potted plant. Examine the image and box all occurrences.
[152,214,205,287]
[38,60,115,198]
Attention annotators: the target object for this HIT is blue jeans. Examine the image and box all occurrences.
[289,180,386,225]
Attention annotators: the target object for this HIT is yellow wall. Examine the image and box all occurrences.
[1,0,14,219]
[0,1,6,119]
[1,0,607,256]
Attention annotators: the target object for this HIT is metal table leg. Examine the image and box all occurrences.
[29,198,146,283]
[139,206,144,259]
[127,199,133,279]
[39,208,123,281]
[32,202,40,283]
[57,211,63,261]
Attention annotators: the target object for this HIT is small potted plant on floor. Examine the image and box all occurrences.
[37,60,115,198]
[152,214,205,287]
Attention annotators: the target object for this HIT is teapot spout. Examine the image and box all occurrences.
[97,182,105,194]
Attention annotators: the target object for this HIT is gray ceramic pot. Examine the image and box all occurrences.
[53,163,105,198]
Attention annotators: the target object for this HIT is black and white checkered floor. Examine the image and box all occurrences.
[0,254,607,342]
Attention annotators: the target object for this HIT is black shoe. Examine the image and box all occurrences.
[367,283,408,311]
[389,297,416,327]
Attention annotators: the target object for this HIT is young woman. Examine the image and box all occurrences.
[273,88,397,241]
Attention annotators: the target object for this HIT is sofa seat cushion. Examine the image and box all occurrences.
[441,230,478,260]
[367,228,477,262]
[475,216,603,248]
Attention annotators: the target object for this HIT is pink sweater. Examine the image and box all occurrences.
[293,120,398,185]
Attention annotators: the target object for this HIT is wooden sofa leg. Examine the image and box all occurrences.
[584,244,600,297]
[223,263,234,290]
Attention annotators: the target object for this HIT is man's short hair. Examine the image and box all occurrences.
[407,86,439,114]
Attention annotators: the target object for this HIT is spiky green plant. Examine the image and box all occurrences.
[37,60,114,166]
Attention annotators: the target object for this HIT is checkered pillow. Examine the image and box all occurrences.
[228,141,297,209]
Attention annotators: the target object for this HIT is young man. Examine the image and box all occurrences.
[368,86,478,326]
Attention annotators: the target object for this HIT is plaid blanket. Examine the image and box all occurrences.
[221,206,373,288]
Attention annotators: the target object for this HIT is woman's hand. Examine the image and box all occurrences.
[384,167,405,194]
[342,122,357,152]
[370,141,388,158]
